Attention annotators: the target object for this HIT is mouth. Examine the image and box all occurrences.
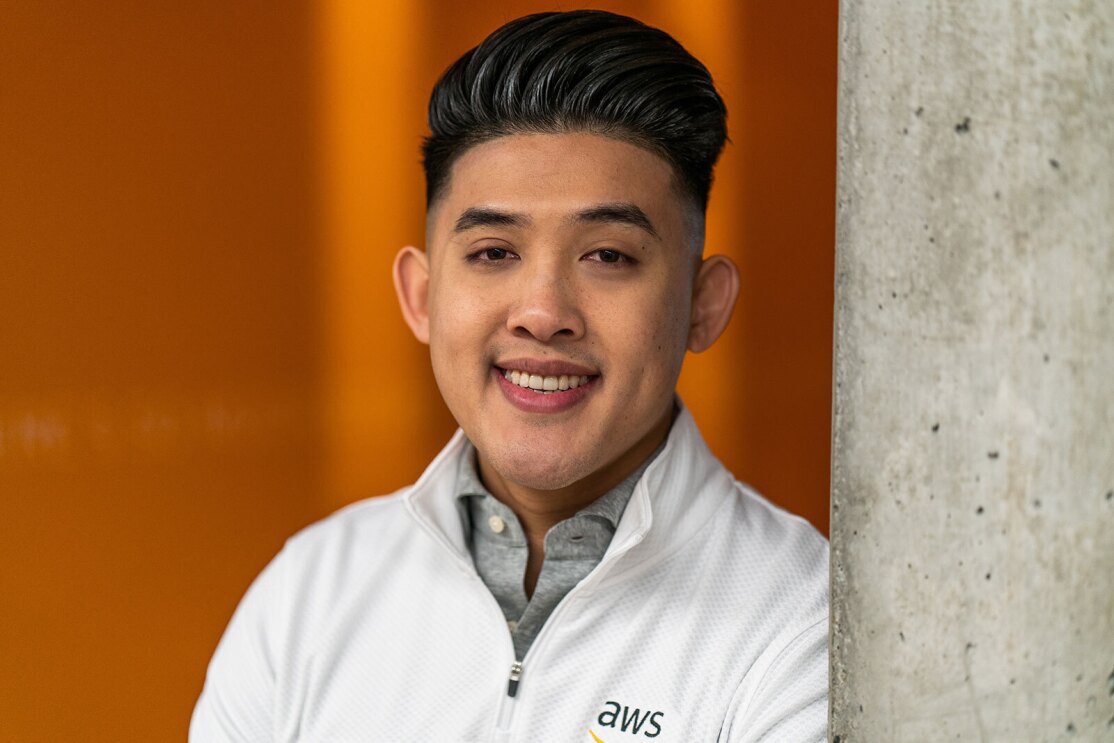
[499,367,595,394]
[492,363,600,413]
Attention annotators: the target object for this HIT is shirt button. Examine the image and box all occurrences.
[488,515,506,534]
[507,620,518,633]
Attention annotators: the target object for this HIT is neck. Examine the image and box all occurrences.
[476,406,674,595]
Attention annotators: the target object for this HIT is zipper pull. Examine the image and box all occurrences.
[506,661,523,698]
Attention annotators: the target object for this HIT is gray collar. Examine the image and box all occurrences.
[452,437,665,660]
[455,439,660,538]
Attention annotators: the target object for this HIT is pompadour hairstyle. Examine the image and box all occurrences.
[422,10,728,212]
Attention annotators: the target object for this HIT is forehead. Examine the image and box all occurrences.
[429,132,690,241]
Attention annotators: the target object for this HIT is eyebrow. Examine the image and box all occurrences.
[451,202,660,239]
[453,207,529,233]
[571,203,660,240]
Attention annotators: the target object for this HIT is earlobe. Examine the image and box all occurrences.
[393,246,431,345]
[687,255,740,353]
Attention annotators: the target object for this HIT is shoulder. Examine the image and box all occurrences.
[287,487,412,552]
[658,451,828,667]
[656,408,828,611]
[272,487,419,591]
[707,479,829,629]
[642,407,828,624]
[730,481,829,588]
[189,487,426,741]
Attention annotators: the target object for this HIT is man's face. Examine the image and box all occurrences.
[405,132,702,493]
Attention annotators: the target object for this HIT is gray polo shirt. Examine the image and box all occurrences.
[456,442,661,661]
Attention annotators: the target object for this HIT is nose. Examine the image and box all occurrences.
[505,262,586,343]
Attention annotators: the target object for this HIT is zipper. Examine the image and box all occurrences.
[491,529,648,738]
[408,512,523,736]
[407,485,649,739]
[494,661,520,738]
[506,661,523,697]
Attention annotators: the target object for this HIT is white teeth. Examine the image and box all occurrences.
[502,368,594,392]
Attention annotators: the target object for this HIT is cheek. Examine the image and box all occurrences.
[608,281,692,377]
[429,284,490,346]
[646,276,692,340]
[426,292,473,389]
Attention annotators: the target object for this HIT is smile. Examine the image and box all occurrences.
[492,365,598,414]
[502,368,592,393]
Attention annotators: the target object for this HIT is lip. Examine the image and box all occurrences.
[495,358,599,378]
[493,366,598,413]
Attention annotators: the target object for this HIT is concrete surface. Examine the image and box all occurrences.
[831,2,1114,740]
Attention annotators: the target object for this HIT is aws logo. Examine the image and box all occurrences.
[588,701,664,740]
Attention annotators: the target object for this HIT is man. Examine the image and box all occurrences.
[191,10,828,742]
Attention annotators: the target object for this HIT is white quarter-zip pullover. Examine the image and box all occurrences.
[191,406,829,742]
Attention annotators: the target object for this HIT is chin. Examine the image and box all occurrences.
[487,446,591,492]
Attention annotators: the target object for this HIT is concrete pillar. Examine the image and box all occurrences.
[831,3,1114,741]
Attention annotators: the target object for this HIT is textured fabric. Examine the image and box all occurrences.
[457,440,661,660]
[190,404,829,742]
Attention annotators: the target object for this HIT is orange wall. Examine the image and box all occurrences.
[0,2,835,739]
[0,5,324,741]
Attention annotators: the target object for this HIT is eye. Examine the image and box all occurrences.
[584,248,635,266]
[466,245,517,263]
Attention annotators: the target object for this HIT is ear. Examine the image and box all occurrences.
[687,254,740,353]
[393,245,431,344]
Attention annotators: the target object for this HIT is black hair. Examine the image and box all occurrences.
[422,10,727,212]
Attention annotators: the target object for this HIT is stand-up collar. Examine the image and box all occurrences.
[403,399,734,577]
